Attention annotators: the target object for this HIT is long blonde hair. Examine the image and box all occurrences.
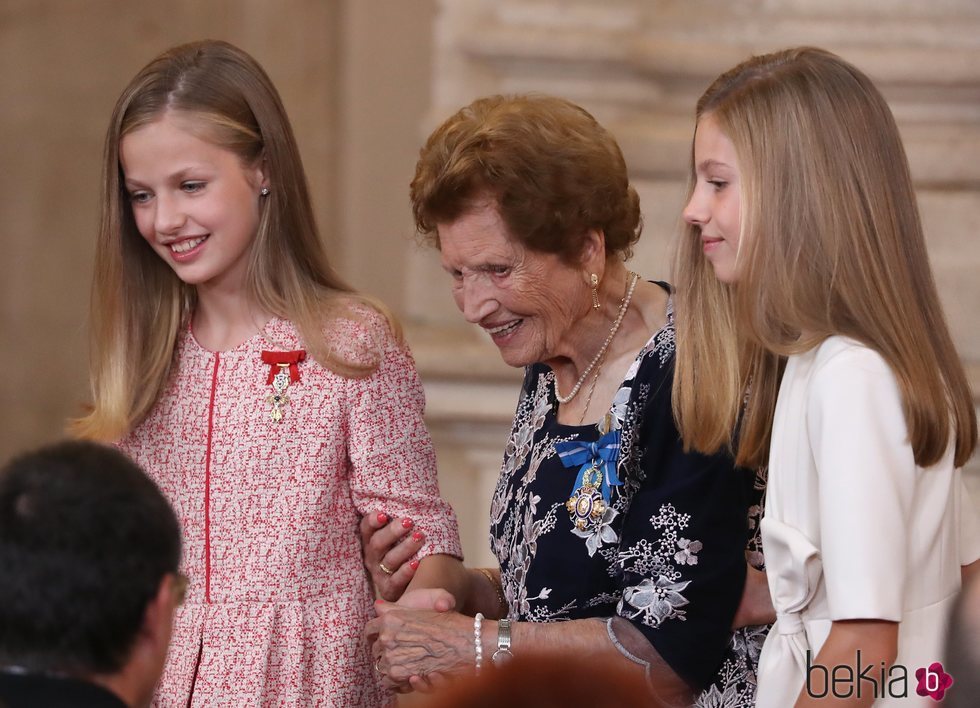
[674,46,976,469]
[72,40,396,441]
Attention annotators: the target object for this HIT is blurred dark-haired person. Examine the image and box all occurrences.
[0,440,183,708]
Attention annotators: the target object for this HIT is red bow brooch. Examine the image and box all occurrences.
[261,350,306,422]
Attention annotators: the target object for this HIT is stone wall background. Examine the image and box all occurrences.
[2,0,977,570]
[410,0,980,566]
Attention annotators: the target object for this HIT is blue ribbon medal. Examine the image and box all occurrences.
[555,430,622,532]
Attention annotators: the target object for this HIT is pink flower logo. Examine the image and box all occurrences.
[915,662,953,701]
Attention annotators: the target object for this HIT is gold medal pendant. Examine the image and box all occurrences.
[565,466,607,531]
[267,365,291,422]
[260,349,306,423]
[556,430,622,533]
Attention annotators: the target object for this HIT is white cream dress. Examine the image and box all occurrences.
[756,336,980,707]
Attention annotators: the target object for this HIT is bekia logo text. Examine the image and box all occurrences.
[806,651,954,702]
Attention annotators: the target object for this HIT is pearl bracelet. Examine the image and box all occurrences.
[474,612,484,673]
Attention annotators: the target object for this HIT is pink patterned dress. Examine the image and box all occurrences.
[119,311,463,707]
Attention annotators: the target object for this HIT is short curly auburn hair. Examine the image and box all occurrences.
[410,94,642,262]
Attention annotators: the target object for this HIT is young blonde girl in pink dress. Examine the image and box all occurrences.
[72,40,463,707]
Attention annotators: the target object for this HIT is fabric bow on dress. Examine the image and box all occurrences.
[555,430,622,503]
[755,517,824,708]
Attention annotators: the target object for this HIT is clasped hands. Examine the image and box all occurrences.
[366,589,471,693]
[361,513,471,693]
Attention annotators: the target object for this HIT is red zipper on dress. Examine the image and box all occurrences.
[204,352,219,604]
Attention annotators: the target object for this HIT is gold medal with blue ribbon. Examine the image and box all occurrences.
[556,430,622,532]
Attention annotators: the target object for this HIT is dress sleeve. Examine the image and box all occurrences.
[343,316,463,561]
[611,366,749,690]
[959,477,980,566]
[807,346,914,621]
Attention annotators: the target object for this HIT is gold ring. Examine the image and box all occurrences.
[379,561,394,576]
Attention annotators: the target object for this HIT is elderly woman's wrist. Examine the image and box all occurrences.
[470,612,506,673]
[410,611,485,678]
[452,611,484,663]
[475,617,514,668]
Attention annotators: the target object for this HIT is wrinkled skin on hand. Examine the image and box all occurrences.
[366,592,471,691]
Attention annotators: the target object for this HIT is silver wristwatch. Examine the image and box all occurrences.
[491,618,514,665]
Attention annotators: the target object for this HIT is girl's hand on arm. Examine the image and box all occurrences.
[794,619,898,708]
[360,511,505,617]
[360,512,425,601]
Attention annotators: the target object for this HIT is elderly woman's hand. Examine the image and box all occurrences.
[366,600,475,691]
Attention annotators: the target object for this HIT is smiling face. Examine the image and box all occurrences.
[119,111,266,295]
[682,113,744,284]
[438,199,592,369]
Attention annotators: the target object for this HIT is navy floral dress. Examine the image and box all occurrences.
[696,466,769,707]
[490,289,765,700]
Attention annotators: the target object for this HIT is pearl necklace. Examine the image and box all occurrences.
[555,271,639,404]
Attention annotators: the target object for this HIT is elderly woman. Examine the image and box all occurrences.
[364,95,763,704]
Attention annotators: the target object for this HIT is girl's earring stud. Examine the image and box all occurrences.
[260,187,270,196]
